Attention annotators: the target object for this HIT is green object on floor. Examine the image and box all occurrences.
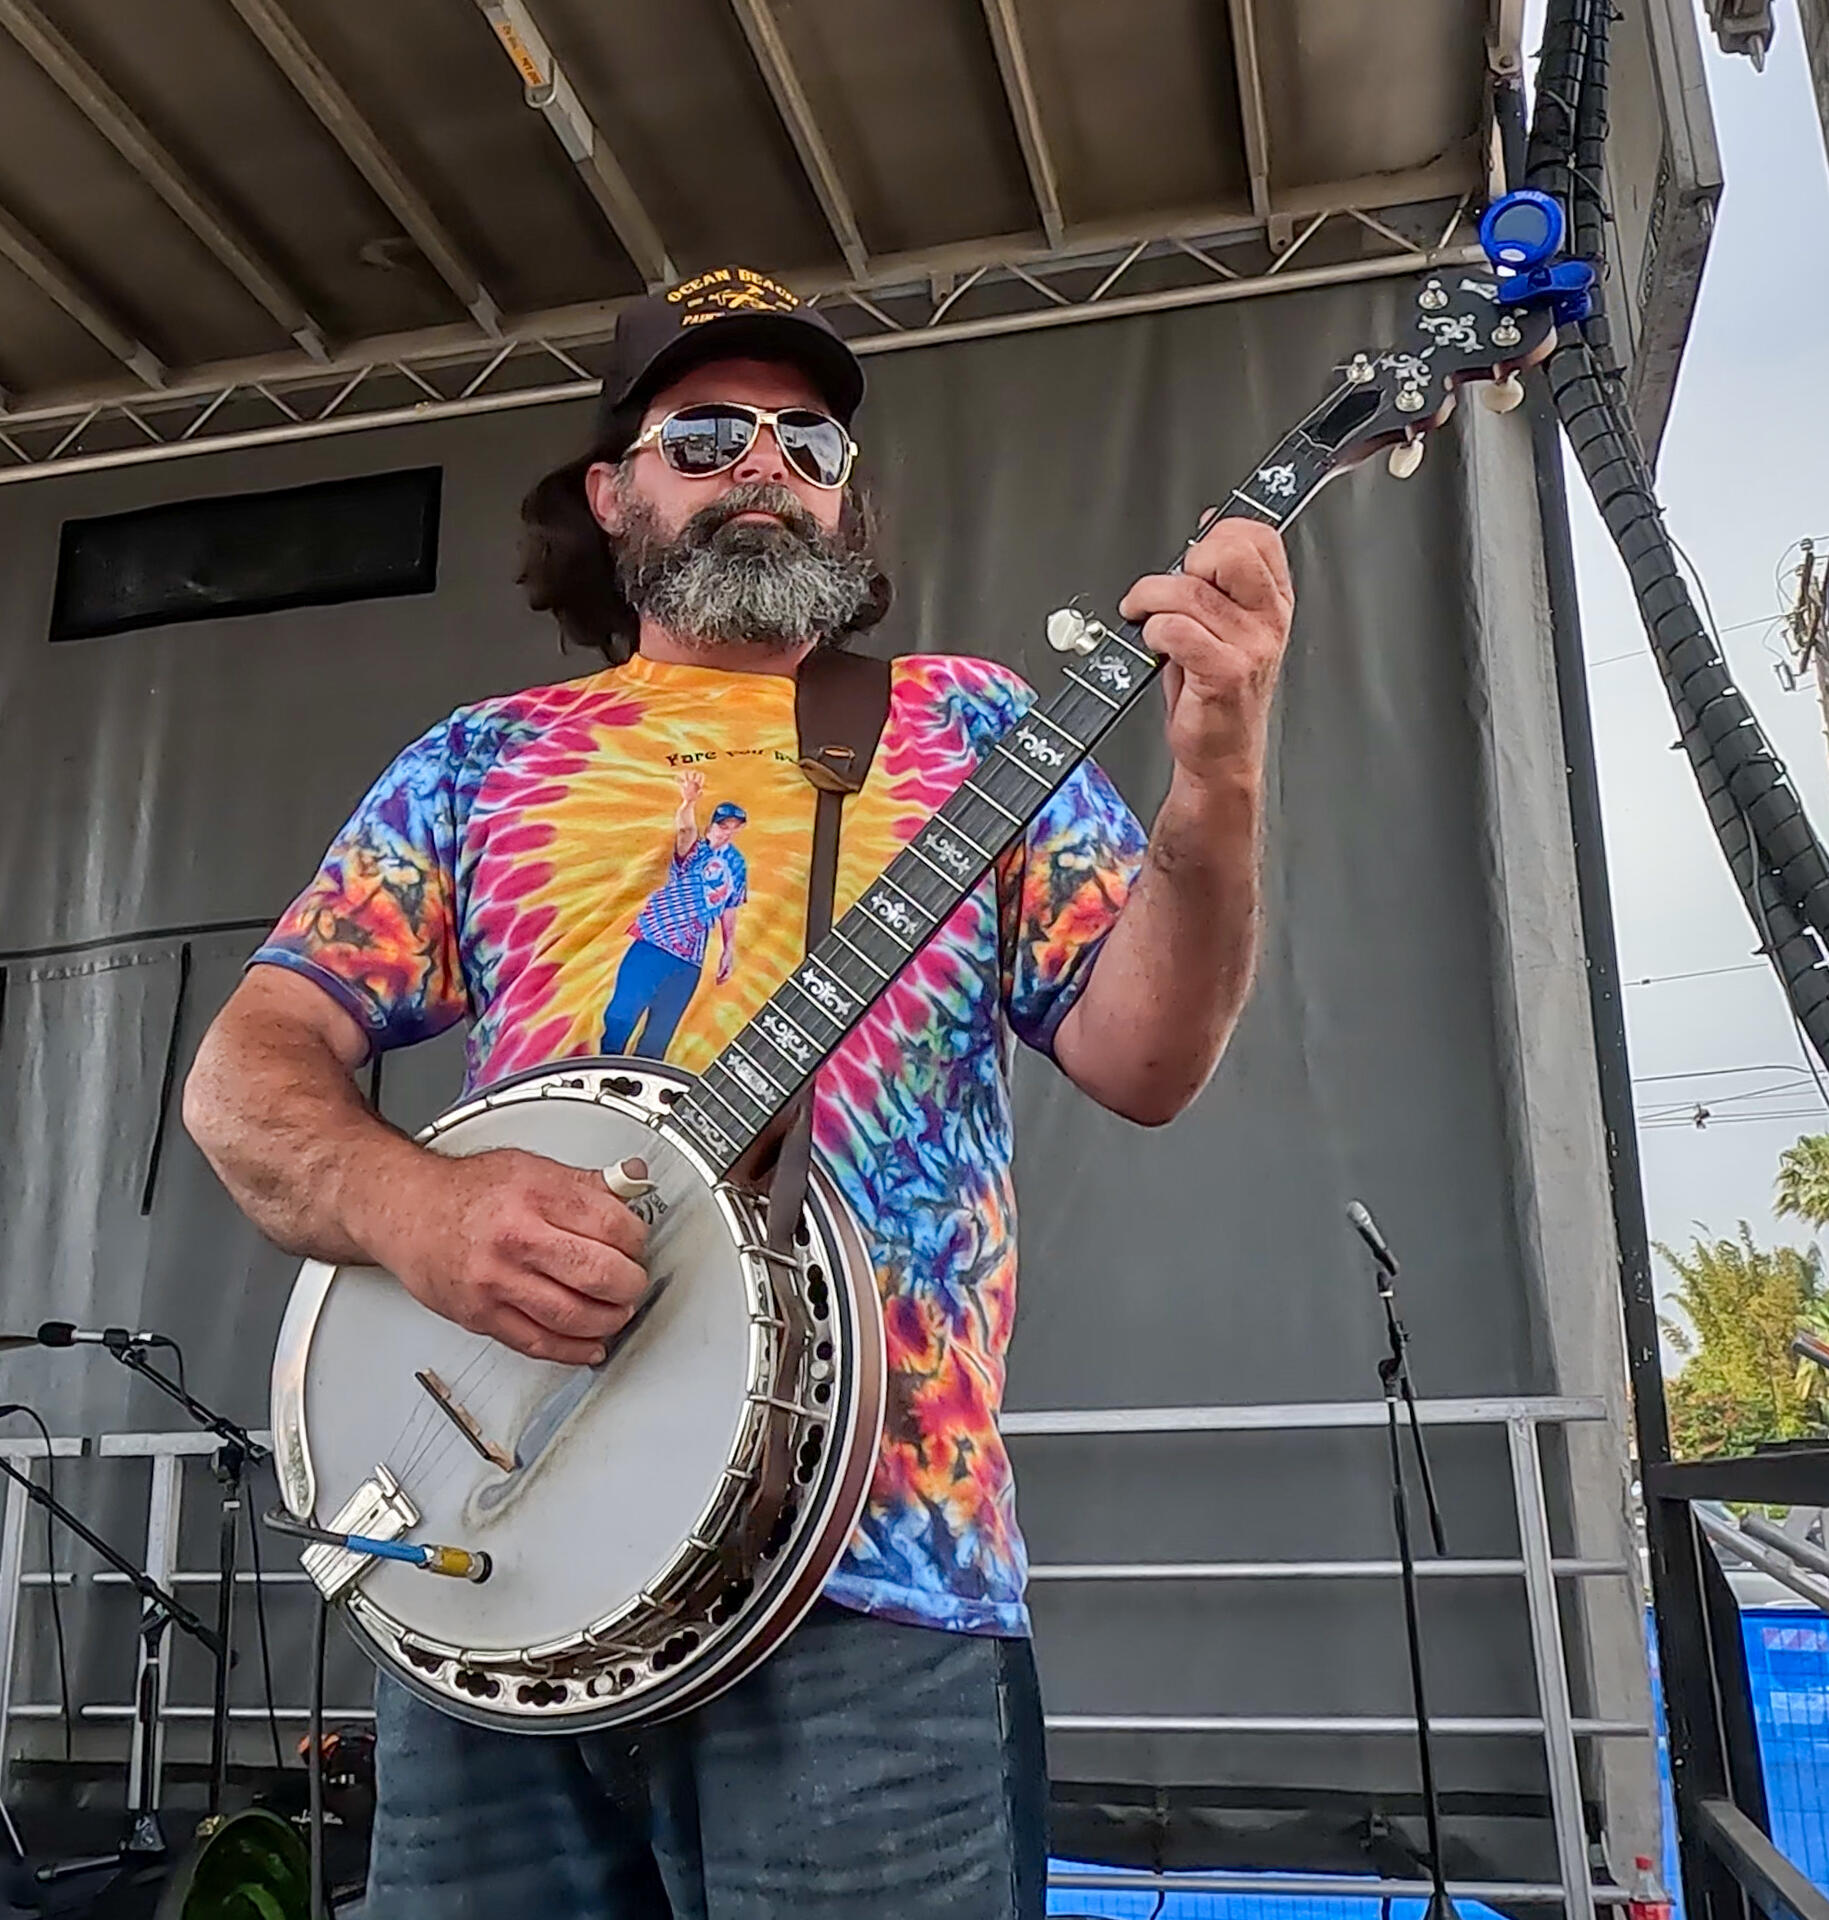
[154,1808,313,1920]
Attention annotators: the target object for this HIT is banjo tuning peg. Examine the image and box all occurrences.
[1387,440,1425,480]
[1046,607,1100,655]
[1480,373,1526,414]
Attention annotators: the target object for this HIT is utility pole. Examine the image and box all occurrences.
[1785,538,1829,761]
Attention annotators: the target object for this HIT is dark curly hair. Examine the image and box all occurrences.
[517,427,893,664]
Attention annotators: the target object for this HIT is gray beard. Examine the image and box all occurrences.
[613,478,876,652]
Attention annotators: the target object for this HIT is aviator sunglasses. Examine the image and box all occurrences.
[629,401,857,490]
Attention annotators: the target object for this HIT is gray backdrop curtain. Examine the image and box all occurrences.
[0,284,1656,1881]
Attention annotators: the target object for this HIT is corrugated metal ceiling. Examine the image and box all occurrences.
[0,0,1498,418]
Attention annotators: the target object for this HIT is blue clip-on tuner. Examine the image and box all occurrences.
[1478,189,1596,325]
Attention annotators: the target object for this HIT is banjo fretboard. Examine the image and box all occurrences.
[666,398,1345,1179]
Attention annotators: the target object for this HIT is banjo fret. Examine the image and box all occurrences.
[859,882,926,951]
[1062,665,1121,709]
[692,1074,755,1132]
[900,839,974,897]
[990,743,1053,789]
[886,850,964,922]
[960,774,1022,825]
[671,1099,734,1163]
[787,965,857,1029]
[923,818,991,865]
[738,1024,811,1094]
[705,1061,774,1124]
[830,925,890,981]
[725,1041,788,1102]
[758,999,825,1054]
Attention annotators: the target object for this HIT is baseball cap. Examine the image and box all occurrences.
[709,802,748,825]
[592,266,864,451]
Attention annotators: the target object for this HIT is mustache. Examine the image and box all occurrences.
[681,481,826,547]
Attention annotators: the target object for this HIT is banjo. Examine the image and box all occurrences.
[270,211,1569,1734]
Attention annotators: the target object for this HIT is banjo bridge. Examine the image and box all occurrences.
[416,1369,516,1473]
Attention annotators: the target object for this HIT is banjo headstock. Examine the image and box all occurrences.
[1279,191,1597,491]
[1311,273,1559,480]
[1218,188,1600,525]
[1045,190,1595,645]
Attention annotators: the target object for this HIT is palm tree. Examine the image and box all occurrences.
[1775,1134,1829,1232]
[1657,1225,1828,1458]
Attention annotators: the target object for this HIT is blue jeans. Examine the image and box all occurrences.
[601,940,703,1059]
[363,1601,1047,1918]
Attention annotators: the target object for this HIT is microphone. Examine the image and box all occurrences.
[33,1322,164,1352]
[1346,1200,1400,1278]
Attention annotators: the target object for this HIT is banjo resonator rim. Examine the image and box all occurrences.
[271,1058,886,1732]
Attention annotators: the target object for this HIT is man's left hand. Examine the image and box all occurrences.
[1118,517,1294,795]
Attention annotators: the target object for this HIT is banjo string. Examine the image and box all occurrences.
[390,1347,521,1491]
[384,1342,503,1479]
[402,1347,516,1478]
[389,1340,496,1459]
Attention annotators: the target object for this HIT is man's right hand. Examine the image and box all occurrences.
[359,1146,650,1367]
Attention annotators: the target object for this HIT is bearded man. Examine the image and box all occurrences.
[183,264,1293,1920]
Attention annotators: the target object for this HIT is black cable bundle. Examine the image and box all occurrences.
[1524,0,1829,1062]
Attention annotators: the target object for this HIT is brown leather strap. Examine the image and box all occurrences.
[764,649,893,1252]
[795,648,892,796]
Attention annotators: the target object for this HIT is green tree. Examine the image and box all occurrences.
[1657,1225,1827,1459]
[1776,1133,1829,1233]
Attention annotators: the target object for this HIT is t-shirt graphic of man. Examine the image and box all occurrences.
[600,769,748,1058]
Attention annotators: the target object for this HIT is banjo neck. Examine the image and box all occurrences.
[665,231,1574,1181]
[664,416,1333,1183]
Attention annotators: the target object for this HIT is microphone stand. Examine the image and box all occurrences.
[105,1340,268,1822]
[0,1449,221,1887]
[1351,1209,1460,1920]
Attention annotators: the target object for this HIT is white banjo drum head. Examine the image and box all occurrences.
[286,1083,753,1657]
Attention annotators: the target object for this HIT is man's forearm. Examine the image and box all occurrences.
[1052,770,1263,1125]
[182,998,418,1266]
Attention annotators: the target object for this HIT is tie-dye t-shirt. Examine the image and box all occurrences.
[252,650,1147,1636]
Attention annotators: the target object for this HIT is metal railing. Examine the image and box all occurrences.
[1645,1450,1829,1920]
[1006,1394,1648,1914]
[0,1399,1651,1914]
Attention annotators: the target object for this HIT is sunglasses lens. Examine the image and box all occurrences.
[776,411,851,487]
[659,405,756,475]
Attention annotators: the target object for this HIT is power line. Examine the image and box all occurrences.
[1641,1076,1811,1105]
[1639,1084,1816,1120]
[1588,615,1784,669]
[1624,962,1767,988]
[1640,1095,1815,1124]
[1641,1109,1829,1130]
[1633,1063,1819,1085]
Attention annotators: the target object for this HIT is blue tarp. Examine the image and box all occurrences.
[1050,1607,1829,1917]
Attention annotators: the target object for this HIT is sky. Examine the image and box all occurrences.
[1537,3,1829,1326]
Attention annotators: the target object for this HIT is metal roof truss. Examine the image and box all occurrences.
[0,195,1483,485]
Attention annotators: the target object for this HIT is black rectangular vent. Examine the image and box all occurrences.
[50,466,442,642]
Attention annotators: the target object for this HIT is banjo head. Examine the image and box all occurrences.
[270,1058,883,1730]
